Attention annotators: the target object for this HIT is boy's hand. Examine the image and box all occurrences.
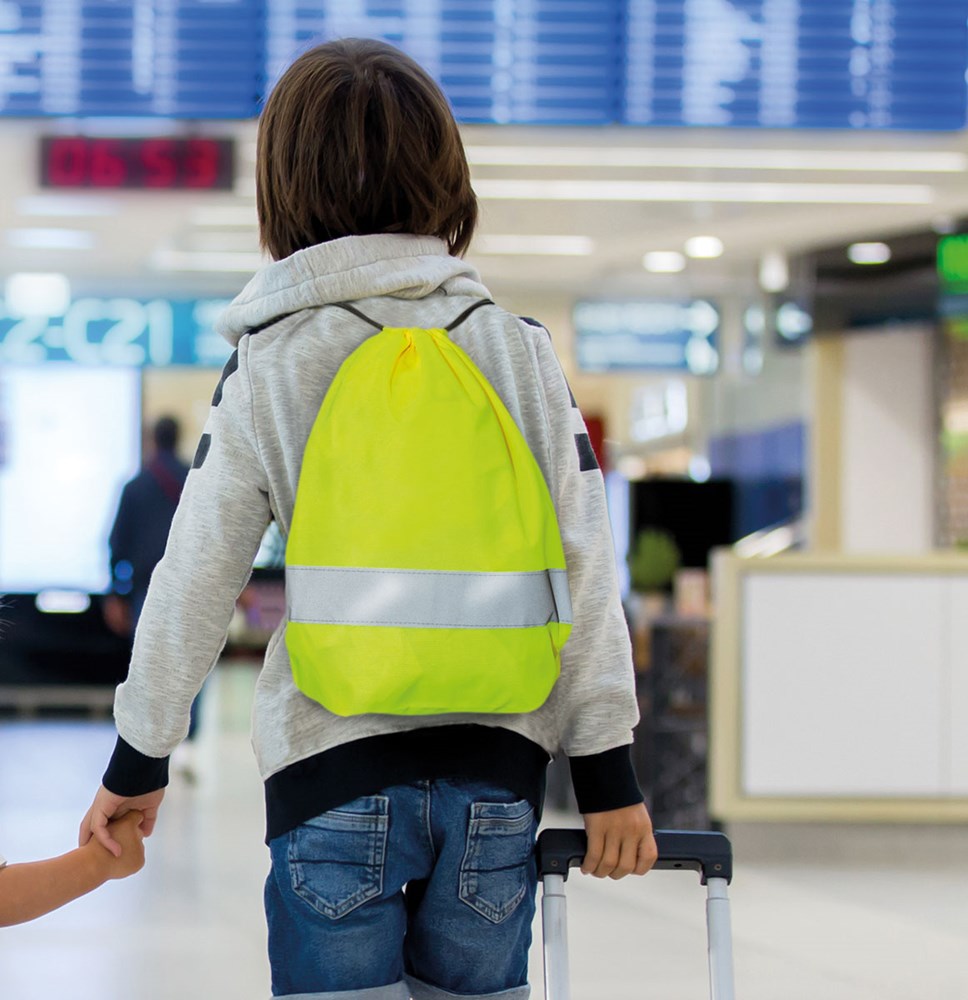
[84,811,146,880]
[79,785,165,858]
[581,802,658,879]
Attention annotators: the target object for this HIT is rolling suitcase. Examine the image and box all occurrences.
[537,829,735,1000]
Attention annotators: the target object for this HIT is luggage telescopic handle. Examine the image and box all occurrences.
[537,828,733,885]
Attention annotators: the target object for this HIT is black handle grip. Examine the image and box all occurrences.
[536,828,732,884]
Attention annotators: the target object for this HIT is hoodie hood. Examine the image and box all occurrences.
[216,233,491,347]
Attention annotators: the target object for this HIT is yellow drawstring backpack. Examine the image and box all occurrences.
[285,299,572,716]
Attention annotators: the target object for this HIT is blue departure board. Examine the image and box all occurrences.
[624,0,968,130]
[0,0,263,117]
[266,1,623,125]
[0,1,965,129]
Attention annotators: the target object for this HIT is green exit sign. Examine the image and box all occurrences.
[938,234,968,288]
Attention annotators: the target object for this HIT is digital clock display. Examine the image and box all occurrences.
[39,137,235,190]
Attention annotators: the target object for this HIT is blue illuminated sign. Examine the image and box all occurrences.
[574,300,720,375]
[0,2,964,129]
[623,0,968,130]
[0,1,263,118]
[266,1,623,125]
[0,298,233,367]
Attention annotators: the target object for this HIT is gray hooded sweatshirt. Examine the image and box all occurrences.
[103,234,640,836]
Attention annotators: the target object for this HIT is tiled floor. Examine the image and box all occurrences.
[1,663,966,1000]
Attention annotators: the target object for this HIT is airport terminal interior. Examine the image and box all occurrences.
[2,2,968,998]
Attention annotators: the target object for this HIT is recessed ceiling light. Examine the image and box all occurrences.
[643,251,686,273]
[759,251,790,292]
[847,242,891,265]
[684,236,724,259]
[473,235,595,256]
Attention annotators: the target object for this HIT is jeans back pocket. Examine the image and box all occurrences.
[459,799,536,924]
[287,795,389,920]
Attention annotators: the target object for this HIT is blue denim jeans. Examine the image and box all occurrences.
[265,779,538,999]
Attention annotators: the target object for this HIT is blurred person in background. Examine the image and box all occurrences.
[106,415,188,630]
[104,416,200,779]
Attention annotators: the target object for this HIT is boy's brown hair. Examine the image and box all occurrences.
[257,38,478,261]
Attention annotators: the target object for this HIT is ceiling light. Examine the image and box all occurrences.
[190,205,258,227]
[744,306,767,337]
[152,249,266,273]
[473,235,595,256]
[17,194,119,217]
[473,179,933,205]
[847,242,891,265]
[759,251,790,292]
[4,273,71,319]
[776,302,814,341]
[5,273,71,316]
[188,231,261,253]
[6,228,96,250]
[643,251,686,273]
[684,235,724,259]
[464,145,966,173]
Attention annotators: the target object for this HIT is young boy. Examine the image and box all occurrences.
[80,38,657,999]
[2,811,144,927]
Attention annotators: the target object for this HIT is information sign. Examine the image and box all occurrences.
[0,1,964,129]
[0,0,263,117]
[266,1,622,125]
[574,299,720,374]
[624,0,967,130]
[938,234,968,291]
[0,298,233,367]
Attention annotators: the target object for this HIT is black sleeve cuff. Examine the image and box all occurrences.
[568,744,643,815]
[102,735,170,797]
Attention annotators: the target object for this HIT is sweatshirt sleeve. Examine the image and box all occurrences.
[103,337,271,795]
[531,331,643,815]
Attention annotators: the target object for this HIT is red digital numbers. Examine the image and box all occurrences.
[140,139,179,188]
[185,138,220,188]
[45,137,88,187]
[41,137,234,190]
[89,140,127,187]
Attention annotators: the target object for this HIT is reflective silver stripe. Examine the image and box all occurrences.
[287,566,572,629]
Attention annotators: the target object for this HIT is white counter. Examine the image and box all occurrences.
[710,552,968,822]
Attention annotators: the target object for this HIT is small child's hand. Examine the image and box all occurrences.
[97,811,146,880]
